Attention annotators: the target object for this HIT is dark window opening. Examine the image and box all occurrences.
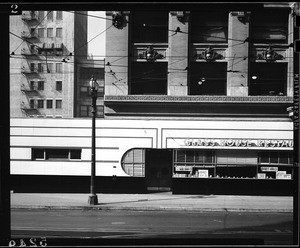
[32,148,82,160]
[249,63,287,96]
[189,62,227,95]
[191,11,228,43]
[130,62,168,95]
[131,11,168,43]
[251,9,289,44]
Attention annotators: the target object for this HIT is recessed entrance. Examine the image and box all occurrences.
[145,149,173,192]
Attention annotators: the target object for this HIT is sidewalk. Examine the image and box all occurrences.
[10,192,293,212]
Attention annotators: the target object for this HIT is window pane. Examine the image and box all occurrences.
[70,149,81,159]
[47,28,53,37]
[56,81,62,91]
[80,105,88,117]
[270,152,278,164]
[56,100,62,109]
[190,62,227,95]
[186,150,194,163]
[250,63,287,96]
[32,149,44,160]
[204,151,214,163]
[123,150,134,163]
[191,11,228,43]
[46,149,68,159]
[56,63,62,73]
[132,11,168,43]
[56,11,63,20]
[37,100,44,108]
[279,152,289,164]
[260,152,269,163]
[131,62,168,95]
[251,9,288,43]
[46,100,53,108]
[56,28,62,38]
[38,81,44,90]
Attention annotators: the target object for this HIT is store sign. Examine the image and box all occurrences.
[183,138,293,148]
[175,166,193,172]
[261,167,278,172]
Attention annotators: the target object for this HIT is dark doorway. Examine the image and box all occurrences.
[145,149,173,192]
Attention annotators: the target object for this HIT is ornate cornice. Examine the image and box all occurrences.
[105,95,293,104]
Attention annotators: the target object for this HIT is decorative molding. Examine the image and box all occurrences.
[192,45,226,62]
[105,95,293,103]
[133,44,168,61]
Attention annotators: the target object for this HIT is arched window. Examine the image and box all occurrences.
[121,149,145,177]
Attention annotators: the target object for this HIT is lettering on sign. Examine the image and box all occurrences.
[183,138,293,148]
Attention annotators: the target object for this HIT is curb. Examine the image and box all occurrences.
[10,205,293,213]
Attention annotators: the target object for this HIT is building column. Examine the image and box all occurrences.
[168,11,189,96]
[227,12,250,96]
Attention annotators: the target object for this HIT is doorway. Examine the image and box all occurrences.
[145,149,173,192]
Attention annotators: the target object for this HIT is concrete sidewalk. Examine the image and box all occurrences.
[10,192,293,212]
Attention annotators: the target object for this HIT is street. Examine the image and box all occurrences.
[10,209,293,246]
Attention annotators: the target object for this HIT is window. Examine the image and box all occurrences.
[56,63,62,73]
[56,11,63,20]
[46,99,53,109]
[32,149,45,160]
[56,28,62,38]
[47,28,53,38]
[259,151,293,165]
[56,99,62,109]
[37,81,44,90]
[189,62,227,95]
[80,86,89,97]
[130,62,168,95]
[122,149,145,177]
[37,63,43,73]
[131,11,168,43]
[191,11,228,43]
[251,9,289,44]
[32,148,82,160]
[70,149,81,160]
[29,99,35,109]
[30,63,35,72]
[249,63,287,96]
[56,81,62,91]
[37,99,44,108]
[47,63,53,73]
[80,105,89,117]
[80,105,104,117]
[30,81,35,90]
[174,150,216,167]
[47,11,53,20]
[37,28,44,38]
[38,11,44,20]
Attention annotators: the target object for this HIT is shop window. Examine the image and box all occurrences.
[32,148,82,160]
[191,11,228,43]
[131,11,168,43]
[249,63,287,96]
[251,9,289,44]
[189,62,227,95]
[79,105,104,118]
[121,149,145,177]
[130,62,168,95]
[258,151,293,179]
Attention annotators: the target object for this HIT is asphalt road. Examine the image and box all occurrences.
[10,209,294,246]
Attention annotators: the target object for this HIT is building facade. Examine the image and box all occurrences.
[10,3,298,195]
[10,10,88,118]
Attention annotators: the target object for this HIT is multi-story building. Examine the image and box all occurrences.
[10,3,298,196]
[10,10,88,118]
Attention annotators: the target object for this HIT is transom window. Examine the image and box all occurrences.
[191,11,228,43]
[251,9,289,44]
[131,11,168,43]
